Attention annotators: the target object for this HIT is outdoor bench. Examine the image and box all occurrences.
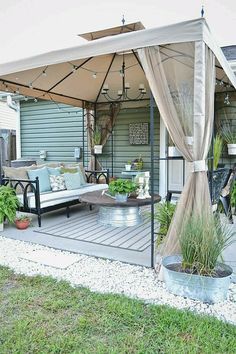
[1,169,109,227]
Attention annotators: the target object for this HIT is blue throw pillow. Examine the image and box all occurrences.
[64,172,81,190]
[27,167,51,192]
[77,167,87,185]
[47,167,61,176]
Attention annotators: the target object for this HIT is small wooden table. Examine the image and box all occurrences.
[80,190,161,227]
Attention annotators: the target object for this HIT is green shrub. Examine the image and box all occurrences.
[108,179,138,195]
[0,186,20,223]
[231,181,236,208]
[155,202,176,245]
[213,134,223,170]
[179,213,235,276]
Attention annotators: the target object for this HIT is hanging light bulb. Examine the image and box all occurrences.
[92,72,97,79]
[72,66,77,73]
[34,98,37,103]
[24,96,28,101]
[119,69,124,77]
[16,88,20,94]
[5,85,9,92]
[29,83,33,89]
[42,70,47,77]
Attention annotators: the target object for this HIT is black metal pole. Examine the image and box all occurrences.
[210,93,216,201]
[82,101,85,166]
[111,129,114,177]
[150,92,155,268]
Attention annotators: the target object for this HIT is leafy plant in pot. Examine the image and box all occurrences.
[93,128,103,154]
[108,179,138,202]
[222,124,236,155]
[15,215,31,230]
[162,213,235,303]
[125,160,132,171]
[0,186,20,232]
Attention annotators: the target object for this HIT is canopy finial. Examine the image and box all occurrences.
[122,15,125,26]
[201,5,205,17]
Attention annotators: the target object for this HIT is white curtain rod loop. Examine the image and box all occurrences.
[190,160,208,172]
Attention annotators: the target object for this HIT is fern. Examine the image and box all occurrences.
[0,186,20,223]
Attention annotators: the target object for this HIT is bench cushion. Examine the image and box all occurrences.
[17,183,108,209]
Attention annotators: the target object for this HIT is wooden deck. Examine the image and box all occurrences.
[35,208,158,252]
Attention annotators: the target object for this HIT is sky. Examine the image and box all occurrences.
[0,0,235,63]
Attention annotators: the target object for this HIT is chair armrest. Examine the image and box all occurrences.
[85,169,109,184]
[2,177,40,210]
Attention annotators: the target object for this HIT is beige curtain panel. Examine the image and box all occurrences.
[138,42,215,260]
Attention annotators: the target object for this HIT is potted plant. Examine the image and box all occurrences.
[0,186,20,231]
[125,161,132,171]
[222,124,236,155]
[15,215,31,230]
[93,128,103,154]
[108,179,138,202]
[132,155,144,170]
[162,213,235,303]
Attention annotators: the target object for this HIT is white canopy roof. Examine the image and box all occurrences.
[0,18,235,107]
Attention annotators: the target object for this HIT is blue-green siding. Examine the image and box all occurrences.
[215,92,236,168]
[102,106,160,192]
[20,100,87,164]
[20,102,160,191]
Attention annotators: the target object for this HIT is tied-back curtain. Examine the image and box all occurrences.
[138,42,215,258]
[85,103,96,170]
[86,102,121,170]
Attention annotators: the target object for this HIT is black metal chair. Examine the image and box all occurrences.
[166,167,234,223]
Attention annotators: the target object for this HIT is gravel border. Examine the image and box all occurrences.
[0,236,235,325]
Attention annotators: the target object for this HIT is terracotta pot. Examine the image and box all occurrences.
[15,219,30,230]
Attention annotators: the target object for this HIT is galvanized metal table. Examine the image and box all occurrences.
[80,190,161,227]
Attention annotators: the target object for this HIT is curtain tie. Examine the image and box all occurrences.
[190,160,208,172]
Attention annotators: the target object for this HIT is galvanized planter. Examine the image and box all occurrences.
[98,206,142,227]
[115,193,128,203]
[162,255,233,303]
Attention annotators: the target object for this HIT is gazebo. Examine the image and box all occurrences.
[0,17,235,267]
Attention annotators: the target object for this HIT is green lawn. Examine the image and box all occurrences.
[0,266,235,354]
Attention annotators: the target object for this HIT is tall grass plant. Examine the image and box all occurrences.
[179,213,235,276]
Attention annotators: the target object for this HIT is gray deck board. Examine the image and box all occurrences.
[35,208,157,252]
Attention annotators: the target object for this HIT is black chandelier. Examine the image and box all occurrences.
[101,54,147,102]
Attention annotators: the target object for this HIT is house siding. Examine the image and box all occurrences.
[215,92,236,169]
[102,106,160,192]
[0,100,17,130]
[20,100,87,164]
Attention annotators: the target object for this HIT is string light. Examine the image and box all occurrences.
[42,70,47,77]
[34,98,37,102]
[29,83,33,89]
[92,72,97,79]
